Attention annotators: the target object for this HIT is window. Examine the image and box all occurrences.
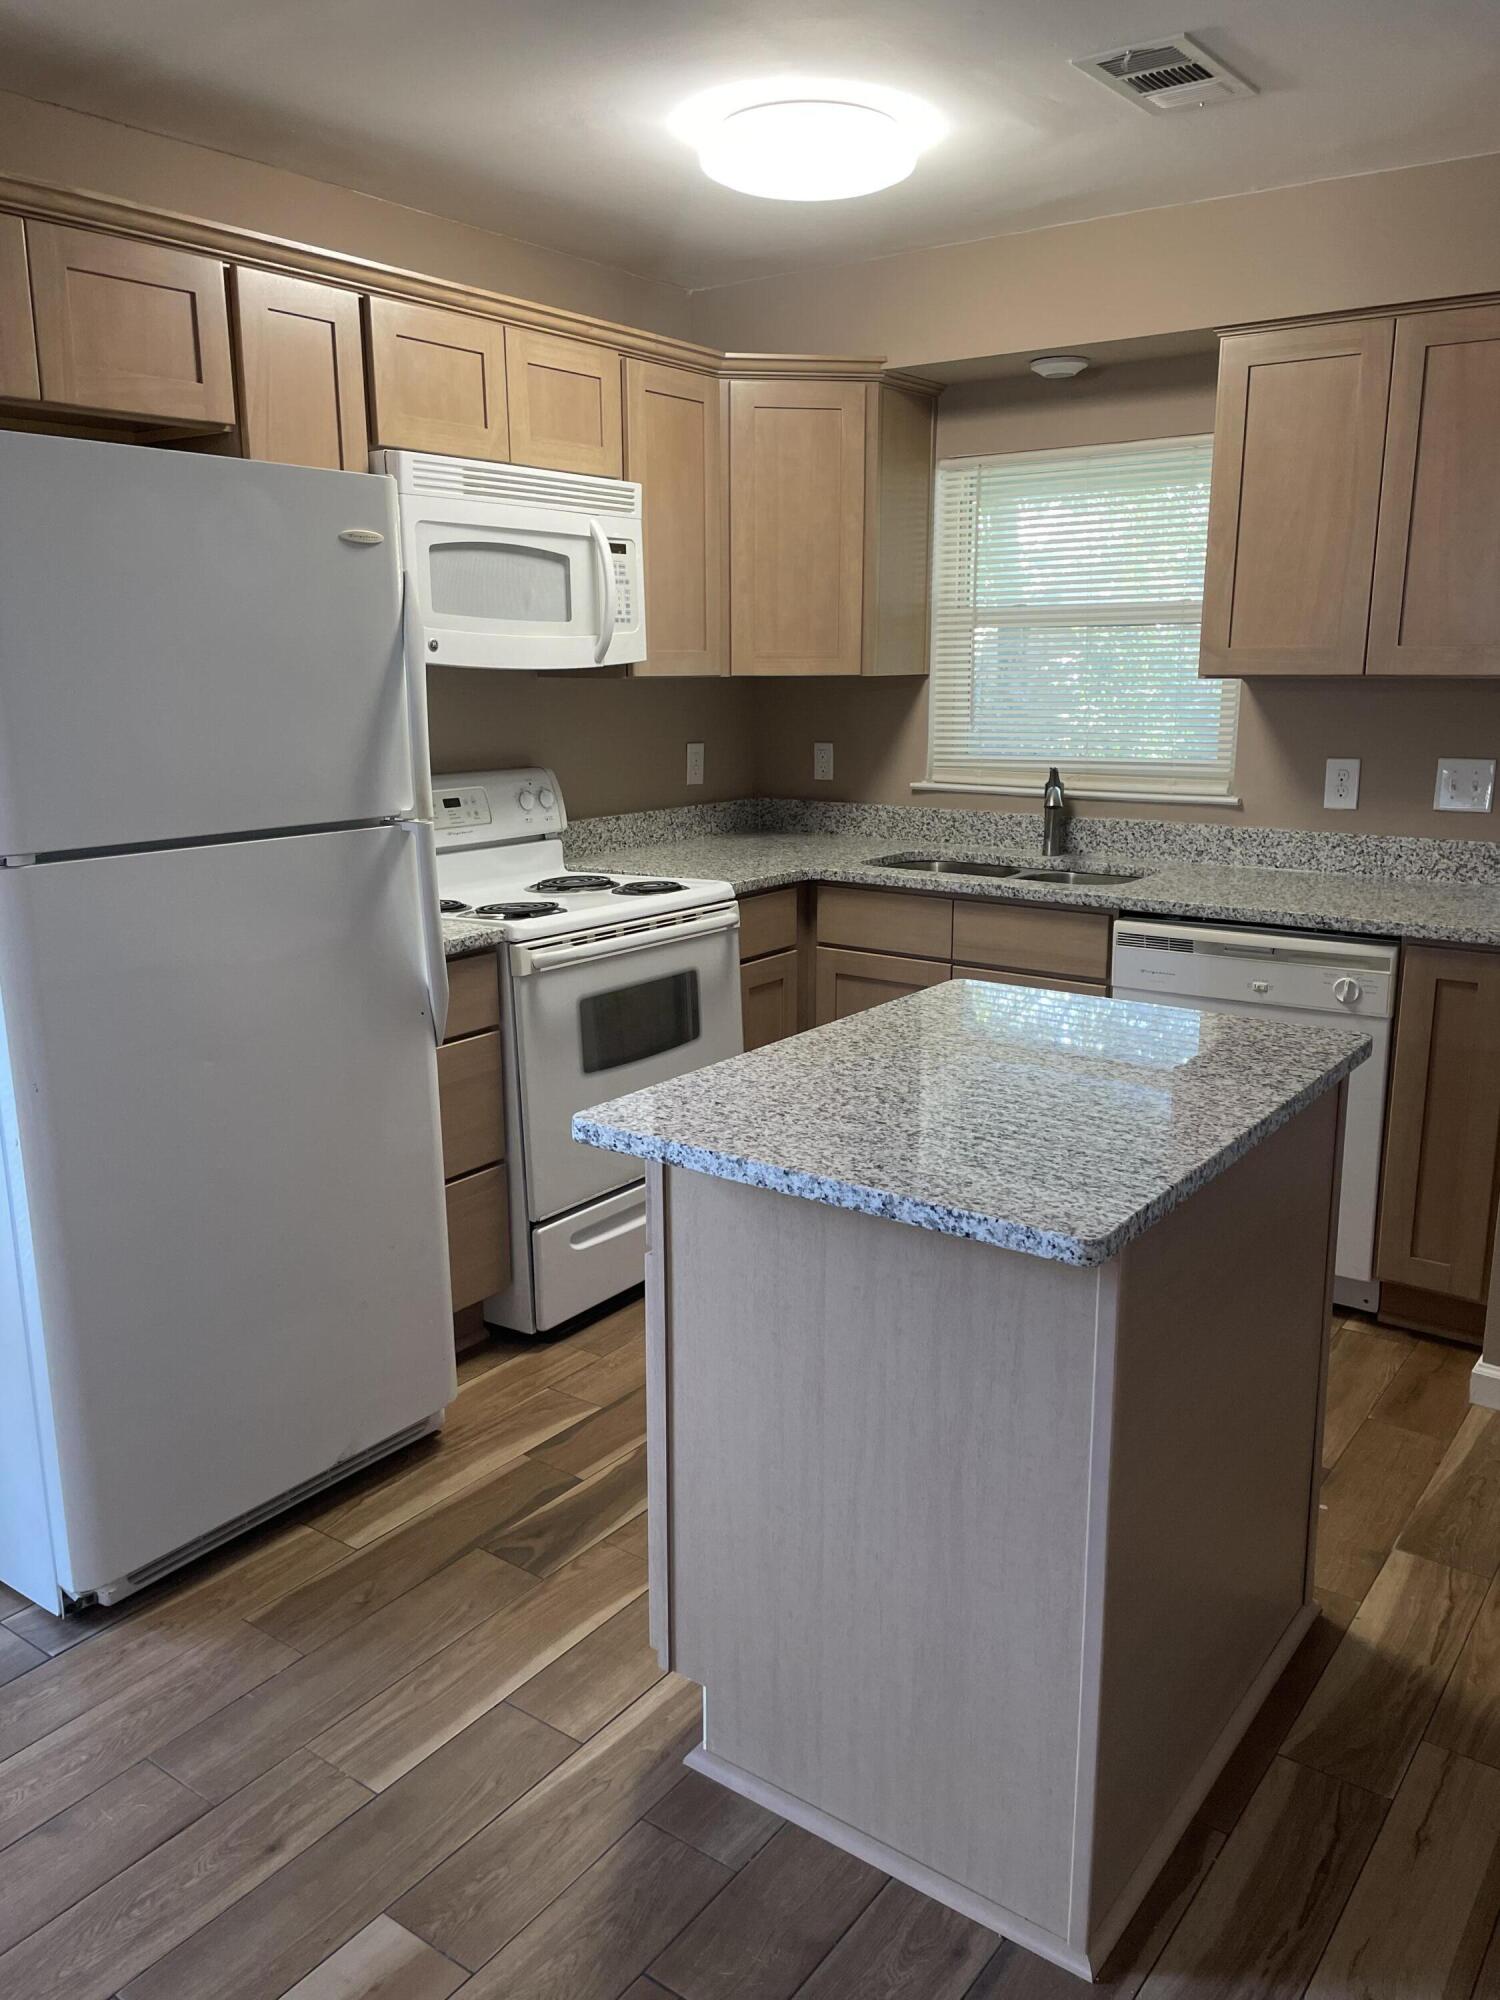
[926,435,1237,802]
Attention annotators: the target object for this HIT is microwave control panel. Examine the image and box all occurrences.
[610,543,636,628]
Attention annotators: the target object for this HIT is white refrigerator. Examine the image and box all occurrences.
[0,432,456,1612]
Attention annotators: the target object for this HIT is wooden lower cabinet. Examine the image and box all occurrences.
[438,953,509,1331]
[816,884,953,960]
[445,1164,510,1312]
[741,949,800,1050]
[1377,943,1500,1305]
[231,267,368,470]
[815,945,949,1024]
[951,900,1112,985]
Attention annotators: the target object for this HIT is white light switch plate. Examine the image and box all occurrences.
[685,741,704,786]
[814,742,834,782]
[1434,757,1495,813]
[1324,758,1360,809]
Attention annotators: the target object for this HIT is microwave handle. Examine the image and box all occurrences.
[590,519,618,666]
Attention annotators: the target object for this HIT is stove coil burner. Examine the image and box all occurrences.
[475,900,565,919]
[614,879,686,896]
[439,899,472,914]
[529,874,617,894]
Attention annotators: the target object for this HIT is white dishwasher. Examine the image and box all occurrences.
[1112,920,1398,1312]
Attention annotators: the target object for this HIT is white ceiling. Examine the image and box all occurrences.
[2,0,1498,292]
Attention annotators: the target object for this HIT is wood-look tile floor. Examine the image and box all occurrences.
[2,1302,1498,1999]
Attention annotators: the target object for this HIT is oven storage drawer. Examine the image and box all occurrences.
[532,1182,647,1332]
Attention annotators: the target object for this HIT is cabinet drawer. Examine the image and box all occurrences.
[739,887,799,961]
[445,1163,509,1311]
[816,885,953,961]
[953,965,1107,997]
[951,901,1111,984]
[445,953,501,1041]
[437,1030,504,1178]
[741,949,800,1050]
[815,946,949,1025]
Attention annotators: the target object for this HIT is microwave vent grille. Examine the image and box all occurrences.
[395,453,638,516]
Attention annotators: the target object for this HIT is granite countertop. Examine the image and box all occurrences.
[442,829,1500,957]
[574,980,1369,1265]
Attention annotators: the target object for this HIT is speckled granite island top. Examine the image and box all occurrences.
[574,979,1370,1266]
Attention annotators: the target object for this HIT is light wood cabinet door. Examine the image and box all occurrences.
[1377,945,1500,1301]
[1200,319,1393,678]
[624,360,725,675]
[814,945,948,1025]
[950,900,1112,984]
[231,267,368,470]
[445,1163,510,1311]
[740,949,801,1051]
[816,884,953,961]
[504,326,622,476]
[1368,305,1500,677]
[444,953,501,1040]
[27,221,234,425]
[730,378,867,676]
[738,887,800,962]
[437,1030,505,1179]
[0,216,39,402]
[365,295,508,459]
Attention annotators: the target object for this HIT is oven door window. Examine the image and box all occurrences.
[580,969,701,1074]
[428,539,572,623]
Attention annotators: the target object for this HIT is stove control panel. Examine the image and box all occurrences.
[431,767,567,847]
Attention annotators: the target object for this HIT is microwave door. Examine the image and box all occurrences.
[411,515,603,670]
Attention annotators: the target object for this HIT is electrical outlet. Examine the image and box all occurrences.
[814,741,834,782]
[685,741,704,786]
[1323,758,1360,810]
[1434,757,1495,813]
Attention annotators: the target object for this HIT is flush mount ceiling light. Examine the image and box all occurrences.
[669,78,946,202]
[1030,355,1091,379]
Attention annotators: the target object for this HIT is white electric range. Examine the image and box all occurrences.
[434,767,742,1334]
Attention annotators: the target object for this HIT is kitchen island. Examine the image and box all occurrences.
[575,980,1370,1976]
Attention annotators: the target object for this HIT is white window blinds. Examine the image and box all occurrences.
[927,435,1237,801]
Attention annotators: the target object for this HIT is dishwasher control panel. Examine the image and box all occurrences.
[1111,921,1397,1018]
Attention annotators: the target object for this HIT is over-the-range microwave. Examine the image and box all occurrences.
[375,449,647,670]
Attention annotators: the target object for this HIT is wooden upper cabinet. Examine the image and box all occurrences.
[365,296,508,460]
[1368,304,1500,677]
[730,378,867,676]
[26,221,234,425]
[1378,944,1500,1301]
[503,326,622,476]
[624,360,726,675]
[1199,318,1394,678]
[0,217,40,402]
[231,268,368,470]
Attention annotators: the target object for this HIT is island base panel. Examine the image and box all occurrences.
[649,1091,1341,1974]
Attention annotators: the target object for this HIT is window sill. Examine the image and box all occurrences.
[913,781,1243,808]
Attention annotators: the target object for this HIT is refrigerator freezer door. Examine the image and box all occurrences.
[0,825,454,1600]
[0,433,411,856]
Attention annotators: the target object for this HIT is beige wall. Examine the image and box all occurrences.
[694,151,1500,369]
[0,92,693,338]
[427,669,757,818]
[753,358,1500,841]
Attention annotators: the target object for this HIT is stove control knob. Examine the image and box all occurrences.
[538,785,556,811]
[517,786,536,812]
[1333,976,1361,1006]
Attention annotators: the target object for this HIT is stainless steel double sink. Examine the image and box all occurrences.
[868,854,1143,888]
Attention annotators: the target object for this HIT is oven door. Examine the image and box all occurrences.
[509,906,743,1220]
[406,501,641,670]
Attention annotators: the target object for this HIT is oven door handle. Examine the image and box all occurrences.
[512,905,740,977]
[590,519,618,666]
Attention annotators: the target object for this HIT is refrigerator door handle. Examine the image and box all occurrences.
[405,818,449,1044]
[401,578,435,822]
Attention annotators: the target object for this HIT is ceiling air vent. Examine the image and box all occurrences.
[1073,33,1256,113]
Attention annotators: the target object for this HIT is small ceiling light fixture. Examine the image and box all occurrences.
[1029,355,1091,380]
[669,78,946,202]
